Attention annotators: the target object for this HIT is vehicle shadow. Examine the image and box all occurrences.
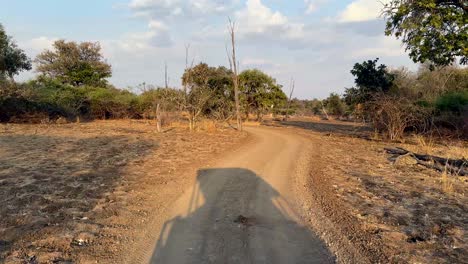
[150,168,334,264]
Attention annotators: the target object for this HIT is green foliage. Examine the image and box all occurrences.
[345,58,395,105]
[86,87,134,119]
[351,58,394,93]
[35,40,111,87]
[0,23,32,80]
[323,93,346,116]
[435,91,468,115]
[344,59,468,137]
[384,0,468,66]
[1,55,289,125]
[239,69,287,119]
[290,99,322,115]
[33,79,88,117]
[0,76,144,122]
[181,64,286,121]
[139,87,184,113]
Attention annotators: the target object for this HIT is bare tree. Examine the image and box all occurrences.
[164,61,169,89]
[284,77,295,121]
[227,18,243,131]
[139,83,163,132]
[320,101,330,120]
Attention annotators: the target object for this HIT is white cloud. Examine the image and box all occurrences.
[148,20,168,31]
[117,30,173,51]
[304,0,328,14]
[236,0,304,40]
[349,36,405,58]
[22,37,56,53]
[338,0,388,22]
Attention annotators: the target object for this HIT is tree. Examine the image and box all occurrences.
[239,69,287,121]
[323,93,346,116]
[344,58,395,105]
[181,62,217,130]
[284,78,295,120]
[35,40,111,87]
[227,19,243,131]
[0,24,32,81]
[202,66,234,121]
[384,0,468,67]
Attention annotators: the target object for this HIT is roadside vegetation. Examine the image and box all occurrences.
[2,1,466,140]
[0,24,288,131]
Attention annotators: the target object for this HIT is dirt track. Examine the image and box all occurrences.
[5,120,462,263]
[135,126,334,263]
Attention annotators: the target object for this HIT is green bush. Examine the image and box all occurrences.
[86,87,141,119]
[0,77,145,122]
[435,91,468,115]
[0,80,66,122]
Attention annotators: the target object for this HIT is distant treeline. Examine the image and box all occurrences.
[1,22,467,139]
[0,25,289,125]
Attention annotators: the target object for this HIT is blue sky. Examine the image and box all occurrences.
[1,0,418,99]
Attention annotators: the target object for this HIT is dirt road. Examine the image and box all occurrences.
[143,126,333,263]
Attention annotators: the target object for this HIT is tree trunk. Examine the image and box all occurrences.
[385,147,467,176]
[284,78,295,121]
[156,103,162,133]
[228,19,243,132]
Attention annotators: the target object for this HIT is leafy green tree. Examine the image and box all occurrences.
[324,93,346,116]
[239,69,287,120]
[204,66,234,120]
[181,63,221,129]
[181,63,237,124]
[0,24,32,81]
[344,58,394,105]
[35,40,111,87]
[384,0,468,66]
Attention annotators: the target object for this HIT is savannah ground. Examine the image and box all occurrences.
[0,118,467,263]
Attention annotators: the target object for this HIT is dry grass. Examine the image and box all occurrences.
[273,117,468,263]
[408,134,466,194]
[440,171,454,194]
[0,120,247,263]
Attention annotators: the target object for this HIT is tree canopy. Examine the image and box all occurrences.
[0,24,32,80]
[239,69,287,119]
[345,58,395,105]
[35,40,111,87]
[182,63,234,119]
[323,93,346,116]
[384,0,468,66]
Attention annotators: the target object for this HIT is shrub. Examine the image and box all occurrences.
[435,91,468,115]
[85,87,141,119]
[370,95,431,140]
[434,91,468,135]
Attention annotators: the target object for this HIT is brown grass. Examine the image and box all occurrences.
[272,117,467,263]
[0,120,247,263]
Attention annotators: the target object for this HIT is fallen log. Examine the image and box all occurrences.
[384,147,467,176]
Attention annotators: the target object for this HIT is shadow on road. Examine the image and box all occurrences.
[150,168,333,264]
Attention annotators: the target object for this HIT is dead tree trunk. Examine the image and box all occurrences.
[284,78,295,121]
[164,61,169,89]
[228,18,243,132]
[156,103,162,133]
[385,147,467,176]
[321,101,330,120]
